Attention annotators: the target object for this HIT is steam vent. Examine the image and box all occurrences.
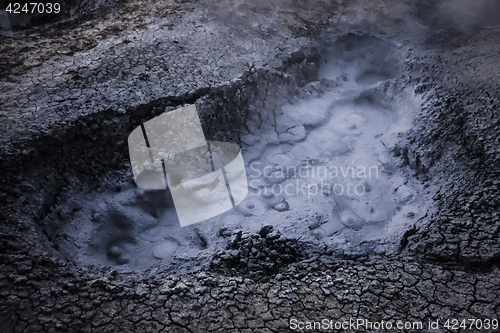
[1,0,500,332]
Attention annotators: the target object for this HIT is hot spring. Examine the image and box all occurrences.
[41,34,432,271]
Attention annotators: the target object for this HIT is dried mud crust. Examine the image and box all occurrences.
[401,27,500,266]
[1,1,500,333]
[1,252,500,332]
[0,0,183,78]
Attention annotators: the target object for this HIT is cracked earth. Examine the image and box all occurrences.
[1,0,500,332]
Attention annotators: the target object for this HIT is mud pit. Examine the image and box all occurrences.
[2,0,500,332]
[41,35,429,271]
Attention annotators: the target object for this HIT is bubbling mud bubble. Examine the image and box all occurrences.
[266,153,295,166]
[331,113,366,136]
[116,255,130,265]
[273,201,290,212]
[108,245,123,258]
[260,188,283,206]
[106,239,136,265]
[236,197,266,216]
[220,212,245,225]
[152,240,179,260]
[338,178,397,224]
[218,212,245,237]
[351,199,396,223]
[339,209,365,229]
[312,217,344,239]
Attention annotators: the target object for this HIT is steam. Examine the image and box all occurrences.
[419,0,500,31]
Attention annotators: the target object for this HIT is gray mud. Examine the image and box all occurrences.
[1,0,500,332]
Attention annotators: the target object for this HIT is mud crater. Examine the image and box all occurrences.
[40,34,431,272]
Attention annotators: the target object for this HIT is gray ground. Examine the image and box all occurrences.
[1,0,500,332]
